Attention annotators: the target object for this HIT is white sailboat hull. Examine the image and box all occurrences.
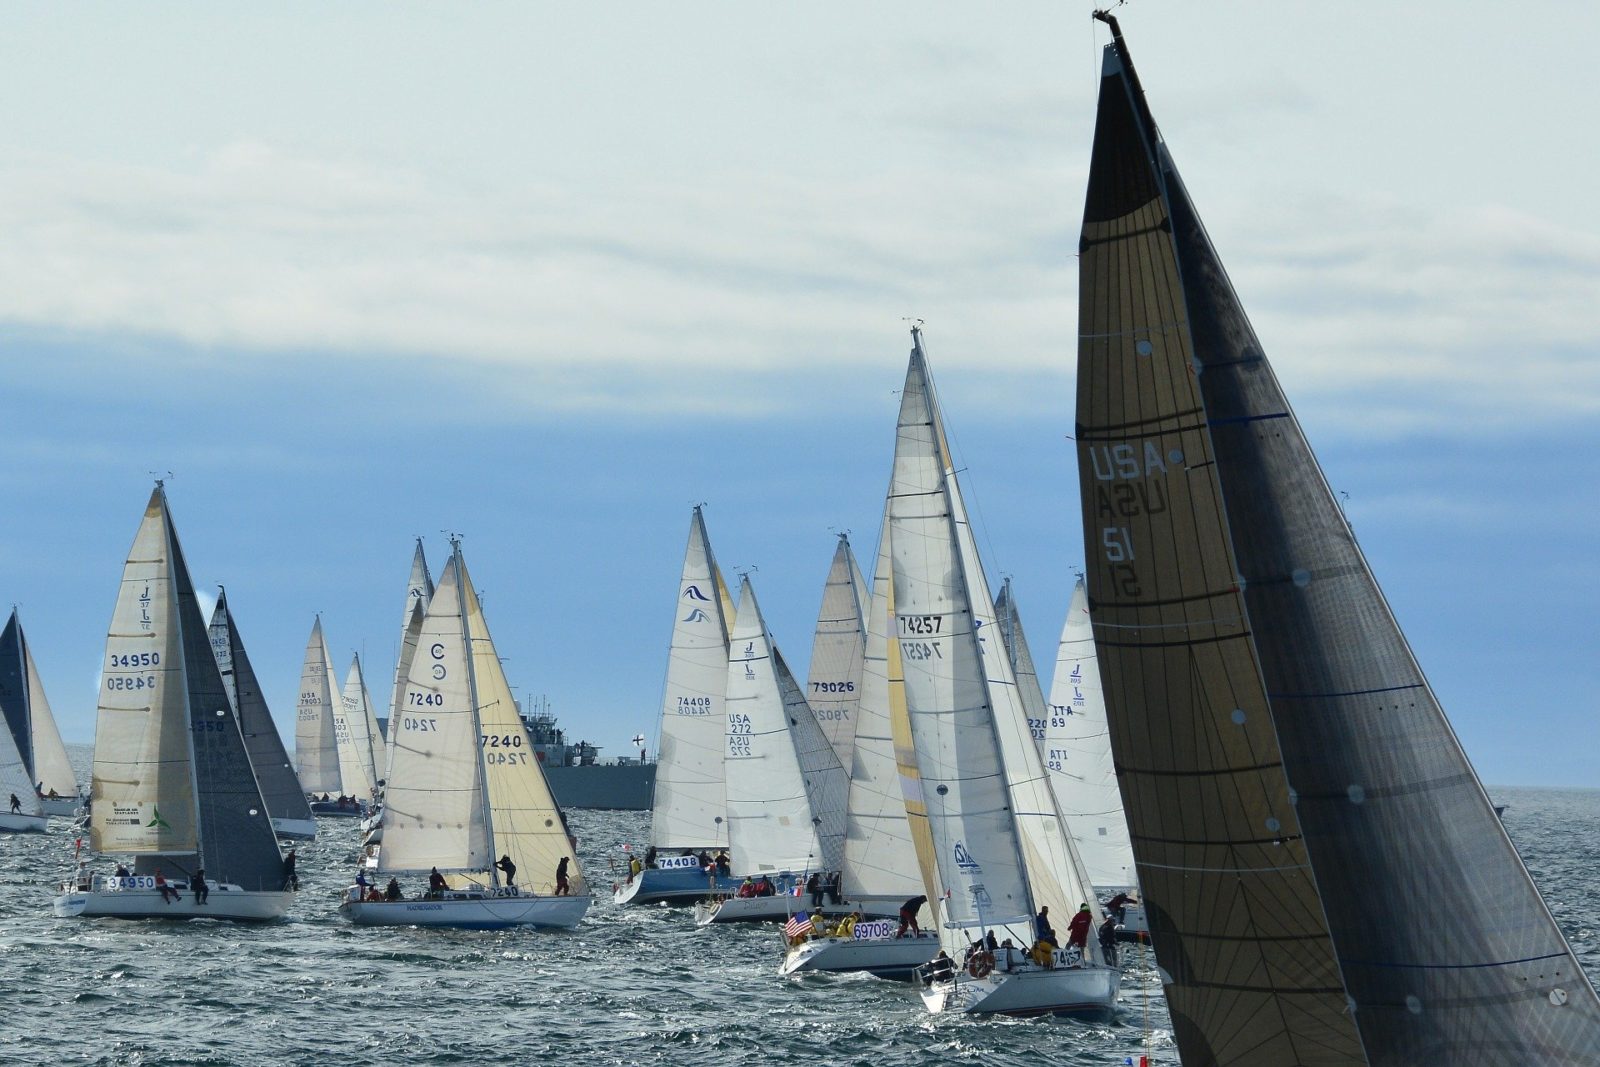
[39,796,84,818]
[340,890,590,929]
[920,964,1119,1018]
[611,866,739,907]
[53,882,293,922]
[779,932,939,978]
[694,896,898,926]
[0,812,49,833]
[271,817,317,840]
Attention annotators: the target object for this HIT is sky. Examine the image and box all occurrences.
[1,2,1596,787]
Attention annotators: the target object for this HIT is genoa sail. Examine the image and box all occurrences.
[1076,13,1600,1062]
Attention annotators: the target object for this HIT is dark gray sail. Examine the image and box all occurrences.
[137,493,284,891]
[1076,13,1600,1065]
[0,611,34,774]
[209,591,314,830]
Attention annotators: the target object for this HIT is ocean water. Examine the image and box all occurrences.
[1,785,1594,1066]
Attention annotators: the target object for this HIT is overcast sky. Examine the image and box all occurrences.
[1,2,1595,787]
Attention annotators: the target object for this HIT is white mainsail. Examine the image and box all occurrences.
[340,654,380,800]
[994,579,1050,748]
[649,506,734,852]
[464,556,584,894]
[838,511,926,906]
[890,335,1101,947]
[377,546,492,875]
[723,576,847,875]
[90,491,200,854]
[1044,578,1135,890]
[805,535,870,768]
[294,618,342,796]
[383,540,434,787]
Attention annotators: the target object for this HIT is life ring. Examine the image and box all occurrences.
[967,950,995,979]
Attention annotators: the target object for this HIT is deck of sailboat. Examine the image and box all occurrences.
[340,889,590,929]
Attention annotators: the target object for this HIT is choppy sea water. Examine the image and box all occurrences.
[1,783,1594,1066]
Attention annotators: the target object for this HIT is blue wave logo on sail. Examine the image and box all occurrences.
[683,585,712,602]
[953,841,982,873]
[681,608,710,623]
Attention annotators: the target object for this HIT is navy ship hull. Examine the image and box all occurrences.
[543,762,655,810]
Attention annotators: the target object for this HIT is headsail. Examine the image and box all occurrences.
[649,506,733,852]
[339,654,380,800]
[209,590,314,830]
[993,580,1050,750]
[383,539,434,787]
[1076,13,1600,1061]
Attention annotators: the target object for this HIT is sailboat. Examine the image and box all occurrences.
[0,608,82,817]
[340,653,382,801]
[208,590,316,840]
[694,575,856,925]
[1074,12,1600,1060]
[341,540,588,929]
[1041,578,1143,938]
[54,484,291,920]
[781,514,941,979]
[294,618,363,817]
[613,506,742,907]
[890,331,1117,1017]
[0,699,48,832]
[804,533,870,769]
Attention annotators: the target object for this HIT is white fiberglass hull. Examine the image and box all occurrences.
[53,883,293,922]
[0,812,49,833]
[779,932,940,978]
[39,796,84,818]
[611,866,739,907]
[695,897,898,926]
[341,890,591,929]
[272,817,317,841]
[921,964,1119,1018]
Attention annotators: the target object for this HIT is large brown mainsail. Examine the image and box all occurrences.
[1075,13,1600,1065]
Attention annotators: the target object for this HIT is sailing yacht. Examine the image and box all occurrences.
[1041,578,1144,938]
[54,484,292,920]
[295,618,363,817]
[693,575,856,926]
[341,540,588,929]
[780,515,940,978]
[0,707,48,832]
[208,591,316,840]
[340,654,382,800]
[890,332,1117,1017]
[0,608,81,818]
[1074,13,1600,1059]
[613,506,742,907]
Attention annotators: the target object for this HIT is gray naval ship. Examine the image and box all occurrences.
[521,707,655,811]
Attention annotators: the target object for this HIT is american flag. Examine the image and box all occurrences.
[784,912,814,938]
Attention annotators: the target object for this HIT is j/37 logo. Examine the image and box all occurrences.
[953,841,982,873]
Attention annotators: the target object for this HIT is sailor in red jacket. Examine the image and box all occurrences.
[1066,903,1094,950]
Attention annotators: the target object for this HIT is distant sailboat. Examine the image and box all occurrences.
[0,608,81,817]
[695,575,854,925]
[804,534,870,768]
[295,618,360,817]
[781,513,940,978]
[342,540,588,929]
[381,539,434,792]
[890,332,1117,1017]
[614,506,742,907]
[54,484,291,920]
[1074,12,1600,1059]
[0,695,47,832]
[1041,578,1145,938]
[208,590,316,840]
[339,653,381,801]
